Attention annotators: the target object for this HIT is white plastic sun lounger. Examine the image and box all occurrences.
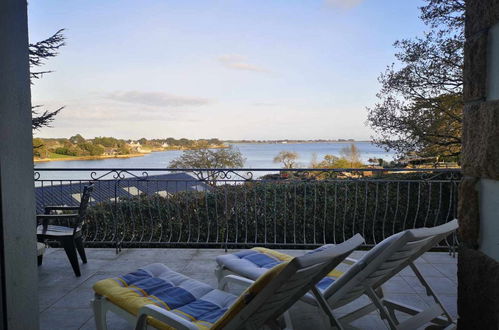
[92,234,364,330]
[216,219,459,329]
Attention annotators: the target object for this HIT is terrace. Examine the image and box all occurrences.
[38,248,457,329]
[36,168,459,329]
[2,1,499,328]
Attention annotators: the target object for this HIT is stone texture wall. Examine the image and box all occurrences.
[462,100,499,179]
[458,248,499,329]
[459,0,499,328]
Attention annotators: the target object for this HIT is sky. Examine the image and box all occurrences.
[28,0,426,140]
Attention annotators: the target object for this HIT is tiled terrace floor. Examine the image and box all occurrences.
[38,248,457,329]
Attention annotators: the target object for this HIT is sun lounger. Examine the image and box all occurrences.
[92,234,364,329]
[216,220,458,329]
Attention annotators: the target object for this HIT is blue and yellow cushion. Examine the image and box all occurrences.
[93,261,289,329]
[216,246,344,292]
[93,263,238,329]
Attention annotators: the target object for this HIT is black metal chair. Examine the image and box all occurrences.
[37,184,94,276]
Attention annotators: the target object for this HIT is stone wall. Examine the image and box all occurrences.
[458,248,499,328]
[459,0,499,328]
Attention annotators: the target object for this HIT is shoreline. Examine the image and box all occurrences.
[32,142,376,163]
[33,144,229,163]
[34,153,147,163]
[227,141,373,144]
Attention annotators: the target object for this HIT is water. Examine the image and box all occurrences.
[34,142,394,180]
[233,142,394,168]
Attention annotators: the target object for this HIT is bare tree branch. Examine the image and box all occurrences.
[29,29,66,130]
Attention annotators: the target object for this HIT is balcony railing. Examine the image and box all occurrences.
[34,168,461,250]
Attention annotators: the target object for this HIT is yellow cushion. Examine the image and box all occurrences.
[93,262,288,330]
[93,278,175,330]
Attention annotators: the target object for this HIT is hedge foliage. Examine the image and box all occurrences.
[84,176,458,247]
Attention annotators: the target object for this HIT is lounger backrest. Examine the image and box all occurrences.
[324,219,458,307]
[220,234,364,330]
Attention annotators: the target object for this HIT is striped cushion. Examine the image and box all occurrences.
[216,246,343,291]
[93,263,238,329]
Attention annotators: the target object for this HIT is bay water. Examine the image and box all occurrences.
[34,142,394,180]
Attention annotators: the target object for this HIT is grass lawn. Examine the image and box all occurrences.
[48,152,77,159]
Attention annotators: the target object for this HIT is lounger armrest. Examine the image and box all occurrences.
[135,304,198,330]
[220,274,255,290]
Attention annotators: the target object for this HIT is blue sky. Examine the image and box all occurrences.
[29,0,426,140]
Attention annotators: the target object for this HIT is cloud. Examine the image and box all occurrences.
[104,91,213,107]
[39,92,210,133]
[325,0,364,9]
[218,54,270,73]
[252,102,278,107]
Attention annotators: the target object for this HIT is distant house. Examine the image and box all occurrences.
[127,141,149,153]
[103,147,117,156]
[34,172,211,213]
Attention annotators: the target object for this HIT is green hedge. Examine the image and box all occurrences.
[84,177,458,247]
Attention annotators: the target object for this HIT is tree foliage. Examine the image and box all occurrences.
[33,136,228,159]
[169,145,245,184]
[69,134,85,145]
[32,138,49,158]
[30,29,66,130]
[315,155,352,169]
[367,0,464,159]
[273,151,299,168]
[33,135,135,159]
[339,144,362,167]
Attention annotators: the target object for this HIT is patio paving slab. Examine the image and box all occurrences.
[38,248,457,329]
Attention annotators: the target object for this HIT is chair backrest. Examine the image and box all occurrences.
[218,234,364,330]
[76,184,94,228]
[324,219,459,307]
[79,184,93,212]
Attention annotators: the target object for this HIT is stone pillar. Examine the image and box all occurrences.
[458,1,499,328]
[0,0,39,329]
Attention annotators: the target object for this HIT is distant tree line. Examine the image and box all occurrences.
[224,139,356,144]
[32,135,226,159]
[33,134,129,158]
[138,137,223,149]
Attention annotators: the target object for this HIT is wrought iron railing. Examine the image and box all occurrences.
[34,168,461,250]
